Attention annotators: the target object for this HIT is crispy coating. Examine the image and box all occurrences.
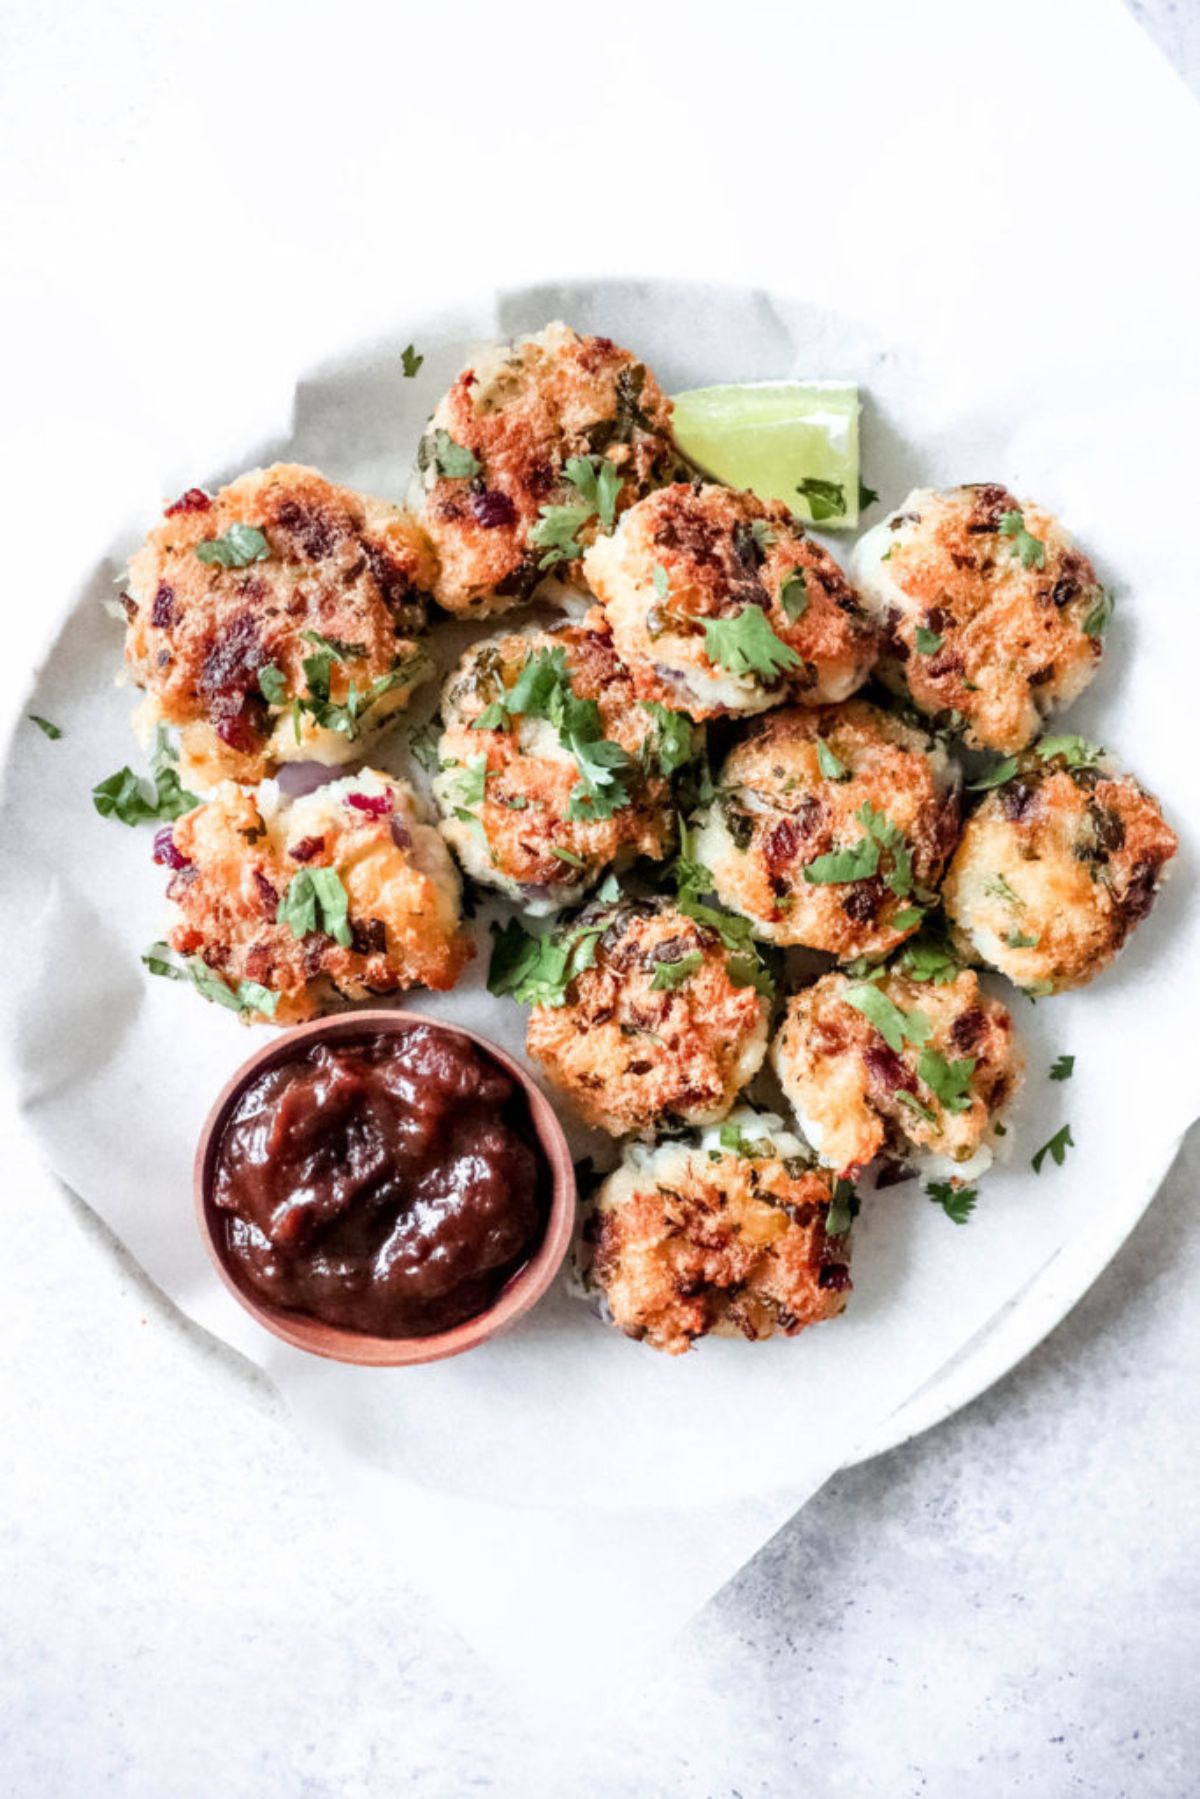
[586,1114,852,1354]
[161,771,471,1023]
[584,481,878,721]
[851,484,1107,753]
[525,897,770,1137]
[415,322,678,616]
[125,464,436,788]
[695,701,961,956]
[772,969,1020,1181]
[432,612,679,912]
[942,751,1178,992]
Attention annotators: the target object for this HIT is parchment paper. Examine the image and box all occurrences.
[5,7,1200,1682]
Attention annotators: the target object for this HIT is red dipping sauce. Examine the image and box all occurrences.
[211,1024,549,1338]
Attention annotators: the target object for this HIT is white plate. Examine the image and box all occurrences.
[2,280,1195,1513]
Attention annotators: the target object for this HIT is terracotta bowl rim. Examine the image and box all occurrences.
[193,1008,577,1367]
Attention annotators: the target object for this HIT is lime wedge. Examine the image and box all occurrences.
[671,381,861,530]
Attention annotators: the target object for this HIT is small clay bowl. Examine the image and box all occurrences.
[194,1009,576,1367]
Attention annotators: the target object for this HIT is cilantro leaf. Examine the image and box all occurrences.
[507,646,570,717]
[796,477,846,522]
[676,887,755,950]
[258,663,288,706]
[529,503,593,569]
[566,732,632,821]
[142,943,278,1016]
[563,455,621,533]
[488,913,610,1008]
[550,845,585,867]
[984,872,1022,907]
[914,627,943,654]
[454,752,489,809]
[704,607,802,682]
[844,982,930,1054]
[401,343,423,378]
[29,714,62,739]
[470,701,509,732]
[895,930,960,985]
[780,568,809,622]
[967,757,1018,791]
[825,1177,858,1236]
[896,1090,938,1125]
[408,719,443,772]
[194,523,270,569]
[300,630,366,663]
[1006,929,1040,948]
[432,430,481,479]
[276,867,353,948]
[917,1048,976,1113]
[1083,589,1114,638]
[803,836,880,885]
[816,737,849,781]
[926,1181,977,1225]
[1031,1124,1074,1172]
[93,763,199,826]
[651,951,703,990]
[642,702,697,777]
[1049,1053,1075,1082]
[858,478,879,511]
[1035,734,1106,769]
[999,509,1046,571]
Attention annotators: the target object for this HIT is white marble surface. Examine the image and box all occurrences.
[3,4,1199,1795]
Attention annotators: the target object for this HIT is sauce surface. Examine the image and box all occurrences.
[212,1024,547,1337]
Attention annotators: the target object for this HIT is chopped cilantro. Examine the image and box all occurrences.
[1031,1124,1074,1172]
[896,930,960,985]
[779,568,809,622]
[704,607,801,682]
[896,1089,938,1125]
[726,952,775,998]
[825,1177,858,1236]
[194,523,270,569]
[926,1181,977,1225]
[844,982,930,1054]
[28,715,62,739]
[1006,929,1040,948]
[999,508,1046,571]
[804,836,880,885]
[142,943,278,1016]
[651,951,703,990]
[401,343,424,378]
[549,845,585,867]
[858,478,879,511]
[796,477,846,522]
[675,887,755,952]
[93,763,199,826]
[917,1048,976,1113]
[470,701,509,732]
[1049,1053,1075,1082]
[816,738,849,781]
[642,701,696,777]
[431,430,481,480]
[488,913,611,1008]
[891,905,925,932]
[967,757,1018,791]
[1035,734,1106,769]
[1083,589,1114,638]
[529,503,593,569]
[408,718,442,773]
[985,872,1022,907]
[276,867,353,948]
[300,630,366,663]
[453,752,488,808]
[563,454,621,532]
[258,663,288,706]
[914,627,944,655]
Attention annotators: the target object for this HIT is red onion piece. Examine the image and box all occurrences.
[346,791,393,819]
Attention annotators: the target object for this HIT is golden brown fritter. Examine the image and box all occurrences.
[433,612,682,911]
[525,897,770,1137]
[415,322,678,615]
[584,481,879,720]
[942,745,1178,992]
[852,483,1108,753]
[160,772,471,1023]
[695,701,961,956]
[772,968,1020,1181]
[586,1114,852,1354]
[124,464,436,787]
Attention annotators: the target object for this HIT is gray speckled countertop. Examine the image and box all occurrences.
[3,7,1198,1795]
